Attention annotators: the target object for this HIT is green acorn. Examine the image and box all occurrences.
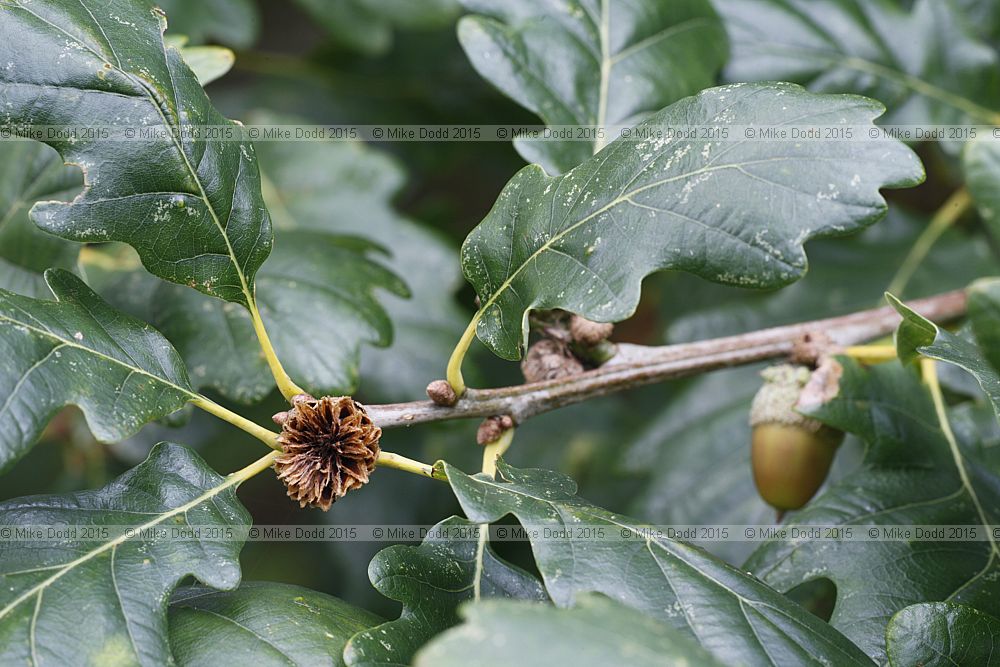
[749,364,844,511]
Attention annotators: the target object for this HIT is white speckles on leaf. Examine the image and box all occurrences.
[2,0,274,307]
[816,183,841,201]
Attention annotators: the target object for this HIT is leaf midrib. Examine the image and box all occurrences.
[0,312,195,400]
[472,526,488,601]
[176,606,297,666]
[473,475,801,618]
[4,1,258,303]
[0,458,262,622]
[464,474,866,662]
[472,153,829,331]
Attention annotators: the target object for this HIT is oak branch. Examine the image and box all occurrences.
[366,290,967,428]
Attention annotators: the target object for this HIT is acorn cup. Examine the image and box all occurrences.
[749,364,844,512]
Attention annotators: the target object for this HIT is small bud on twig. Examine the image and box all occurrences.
[426,379,459,406]
[477,415,514,445]
[789,331,837,368]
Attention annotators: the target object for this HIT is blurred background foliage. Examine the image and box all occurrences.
[2,0,998,619]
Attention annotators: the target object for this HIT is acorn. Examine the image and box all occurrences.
[749,364,844,511]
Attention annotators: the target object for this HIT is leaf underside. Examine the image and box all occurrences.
[0,142,81,300]
[156,0,259,49]
[252,114,452,400]
[293,0,459,56]
[965,139,1000,245]
[716,0,1000,127]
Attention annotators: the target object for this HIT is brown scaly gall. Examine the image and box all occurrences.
[273,395,381,511]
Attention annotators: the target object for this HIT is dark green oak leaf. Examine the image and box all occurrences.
[745,359,1000,661]
[461,81,923,361]
[0,442,253,666]
[717,0,1000,127]
[344,516,547,667]
[170,582,383,667]
[0,0,271,307]
[445,460,873,666]
[457,0,728,174]
[886,602,1000,667]
[0,142,81,299]
[415,594,726,667]
[0,270,199,472]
